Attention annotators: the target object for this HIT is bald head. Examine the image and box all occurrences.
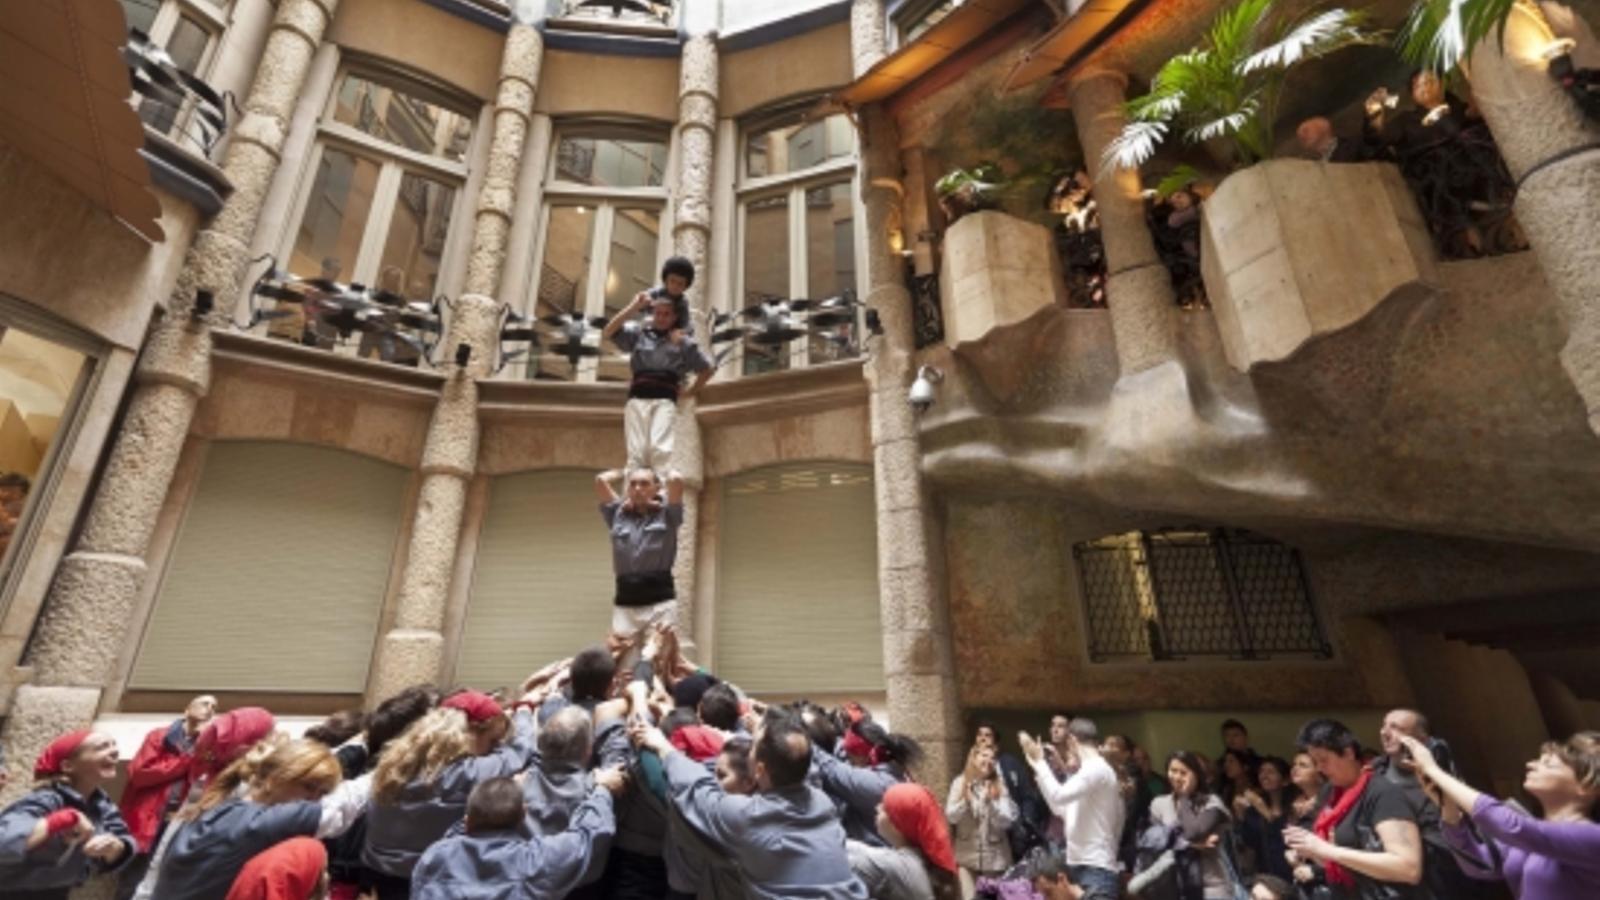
[539,706,593,768]
[1296,117,1336,158]
[1379,708,1429,759]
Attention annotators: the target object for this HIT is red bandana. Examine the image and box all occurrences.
[191,708,276,781]
[840,729,884,766]
[33,730,91,779]
[670,725,726,762]
[442,690,504,724]
[1312,765,1375,888]
[883,783,958,873]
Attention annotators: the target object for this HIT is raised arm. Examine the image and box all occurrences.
[945,776,970,823]
[125,729,190,788]
[604,293,648,340]
[652,734,759,848]
[596,470,622,505]
[665,472,685,507]
[528,786,618,897]
[812,745,896,818]
[1464,796,1600,868]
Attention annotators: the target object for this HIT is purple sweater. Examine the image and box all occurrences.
[1441,795,1600,900]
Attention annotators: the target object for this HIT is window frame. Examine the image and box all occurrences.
[733,108,865,378]
[889,0,961,48]
[126,0,230,148]
[524,122,672,383]
[273,66,479,355]
[0,295,107,622]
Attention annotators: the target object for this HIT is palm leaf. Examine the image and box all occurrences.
[1184,99,1260,143]
[1240,8,1373,73]
[1155,165,1204,199]
[1102,119,1170,173]
[1397,0,1517,71]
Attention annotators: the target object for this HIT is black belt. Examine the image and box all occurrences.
[629,370,679,401]
[615,571,675,607]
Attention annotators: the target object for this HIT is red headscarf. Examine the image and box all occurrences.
[33,730,91,778]
[882,783,957,874]
[840,729,885,766]
[441,690,503,724]
[224,836,327,900]
[1312,765,1375,888]
[191,708,276,781]
[670,725,726,762]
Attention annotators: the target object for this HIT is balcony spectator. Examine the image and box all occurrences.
[1218,749,1257,813]
[1021,718,1124,900]
[1148,189,1206,308]
[1284,718,1429,900]
[1103,734,1153,873]
[1218,719,1259,771]
[946,743,1017,897]
[1295,116,1373,163]
[1143,750,1237,900]
[1364,71,1521,257]
[1374,709,1481,898]
[1050,169,1106,308]
[1404,731,1600,899]
[973,721,1047,860]
[116,694,217,900]
[1134,744,1170,798]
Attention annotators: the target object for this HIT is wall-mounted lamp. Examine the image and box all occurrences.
[908,365,943,414]
[455,342,472,368]
[191,290,215,321]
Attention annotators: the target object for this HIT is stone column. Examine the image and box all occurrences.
[667,31,718,641]
[367,16,543,701]
[1068,68,1179,375]
[1467,3,1600,435]
[851,0,889,78]
[0,0,341,803]
[859,104,963,788]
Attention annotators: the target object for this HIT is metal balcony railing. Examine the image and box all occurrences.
[559,0,675,26]
[123,28,229,159]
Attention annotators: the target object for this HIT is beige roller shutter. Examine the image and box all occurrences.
[716,462,882,693]
[455,469,613,689]
[131,441,408,693]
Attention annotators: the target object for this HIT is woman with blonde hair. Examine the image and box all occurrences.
[946,743,1017,897]
[361,690,536,900]
[149,737,343,900]
[0,730,136,899]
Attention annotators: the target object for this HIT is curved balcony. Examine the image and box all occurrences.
[916,159,1600,554]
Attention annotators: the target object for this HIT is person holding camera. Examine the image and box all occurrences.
[947,743,1017,898]
[1374,709,1483,898]
[1400,731,1600,899]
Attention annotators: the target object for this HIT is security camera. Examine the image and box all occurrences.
[908,365,943,414]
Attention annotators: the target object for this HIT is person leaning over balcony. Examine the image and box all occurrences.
[1295,117,1375,163]
[114,693,216,900]
[1020,718,1125,900]
[361,691,537,900]
[1401,731,1600,899]
[0,730,136,899]
[1284,718,1431,900]
[947,742,1017,897]
[602,256,713,477]
[596,467,685,662]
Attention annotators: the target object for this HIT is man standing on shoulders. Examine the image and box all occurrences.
[1020,718,1124,900]
[596,468,684,657]
[115,694,216,900]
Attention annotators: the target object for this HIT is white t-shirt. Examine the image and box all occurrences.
[1029,752,1125,871]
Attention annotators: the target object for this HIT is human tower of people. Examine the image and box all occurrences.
[2,260,1599,900]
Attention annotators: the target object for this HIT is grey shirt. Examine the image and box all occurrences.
[411,788,616,900]
[614,325,712,378]
[848,842,935,900]
[602,501,684,577]
[663,751,868,900]
[0,784,136,892]
[156,798,321,900]
[812,747,902,847]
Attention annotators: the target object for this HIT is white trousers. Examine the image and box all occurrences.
[624,398,677,474]
[612,599,679,672]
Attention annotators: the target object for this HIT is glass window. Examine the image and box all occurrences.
[556,135,668,188]
[804,182,857,363]
[289,148,380,284]
[120,0,160,35]
[332,74,473,164]
[379,171,458,302]
[902,0,960,43]
[742,194,791,375]
[0,326,90,568]
[598,208,662,382]
[531,205,597,380]
[745,113,852,179]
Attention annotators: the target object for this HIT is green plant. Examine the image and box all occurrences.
[1398,0,1517,73]
[935,162,1005,221]
[1104,0,1378,172]
[930,86,1080,220]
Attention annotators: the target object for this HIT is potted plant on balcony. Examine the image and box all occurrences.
[935,162,1005,222]
[1103,0,1377,171]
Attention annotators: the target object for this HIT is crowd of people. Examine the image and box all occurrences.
[1,641,1597,900]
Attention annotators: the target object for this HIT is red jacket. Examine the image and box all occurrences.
[118,721,193,852]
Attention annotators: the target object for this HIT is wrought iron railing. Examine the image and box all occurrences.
[909,273,943,349]
[1391,122,1527,259]
[559,0,675,25]
[123,28,229,158]
[1073,528,1331,662]
[1055,219,1107,308]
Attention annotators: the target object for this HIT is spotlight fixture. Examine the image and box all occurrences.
[455,342,472,368]
[908,365,943,414]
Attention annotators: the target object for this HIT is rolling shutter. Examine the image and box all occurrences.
[455,469,613,689]
[715,462,882,693]
[131,441,407,692]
